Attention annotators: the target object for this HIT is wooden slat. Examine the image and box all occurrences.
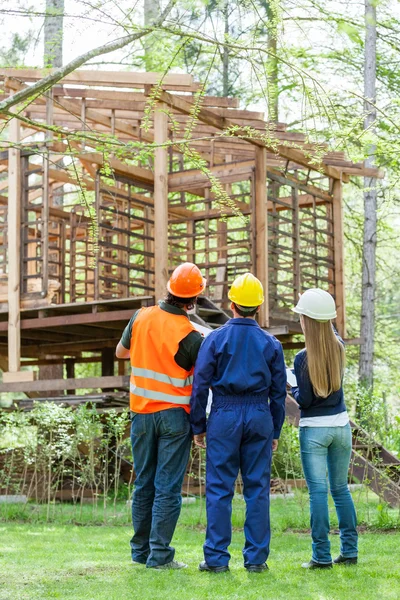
[0,375,130,393]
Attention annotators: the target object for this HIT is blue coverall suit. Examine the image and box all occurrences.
[190,318,287,568]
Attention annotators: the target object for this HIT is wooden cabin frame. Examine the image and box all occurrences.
[0,68,383,398]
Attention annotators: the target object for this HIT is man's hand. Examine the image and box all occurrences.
[272,439,279,452]
[194,433,206,449]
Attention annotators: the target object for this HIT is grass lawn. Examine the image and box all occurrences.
[0,497,399,600]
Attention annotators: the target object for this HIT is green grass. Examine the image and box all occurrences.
[0,488,398,531]
[0,495,399,600]
[0,522,399,600]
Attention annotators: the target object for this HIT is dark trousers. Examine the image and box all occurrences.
[204,397,274,568]
[130,408,192,567]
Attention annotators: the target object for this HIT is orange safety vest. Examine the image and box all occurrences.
[129,305,197,414]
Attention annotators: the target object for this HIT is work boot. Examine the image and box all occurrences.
[245,563,269,573]
[333,555,358,565]
[151,560,188,570]
[301,560,333,569]
[199,561,229,573]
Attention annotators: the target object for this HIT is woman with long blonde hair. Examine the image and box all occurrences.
[290,289,358,569]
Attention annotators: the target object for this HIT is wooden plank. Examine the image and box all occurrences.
[255,147,269,328]
[78,152,154,185]
[0,375,130,393]
[168,160,254,191]
[52,87,240,107]
[7,117,21,372]
[3,370,36,383]
[332,179,346,337]
[0,69,194,88]
[154,103,169,302]
[0,308,137,332]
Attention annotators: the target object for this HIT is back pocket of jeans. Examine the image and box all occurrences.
[160,408,190,436]
[131,412,146,437]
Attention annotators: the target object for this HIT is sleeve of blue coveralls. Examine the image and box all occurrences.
[269,342,287,439]
[190,335,217,435]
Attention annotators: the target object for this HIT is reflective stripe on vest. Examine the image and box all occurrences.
[130,384,191,405]
[131,366,193,388]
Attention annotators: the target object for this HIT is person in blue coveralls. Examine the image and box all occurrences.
[190,273,287,573]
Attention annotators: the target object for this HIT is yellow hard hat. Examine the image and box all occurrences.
[228,273,264,307]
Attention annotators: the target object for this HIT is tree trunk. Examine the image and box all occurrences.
[359,0,377,395]
[144,0,161,71]
[44,0,64,68]
[266,1,278,122]
[222,0,230,97]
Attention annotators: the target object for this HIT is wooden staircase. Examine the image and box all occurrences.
[285,395,400,507]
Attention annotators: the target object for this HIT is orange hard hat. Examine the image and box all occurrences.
[167,263,206,298]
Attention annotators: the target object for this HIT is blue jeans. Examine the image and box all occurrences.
[300,423,358,564]
[205,397,274,568]
[130,408,192,567]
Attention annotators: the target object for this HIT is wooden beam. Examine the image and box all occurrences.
[77,151,154,186]
[255,147,269,327]
[332,179,346,337]
[7,117,21,372]
[0,69,195,89]
[168,160,254,192]
[0,374,129,393]
[0,308,137,332]
[154,103,169,302]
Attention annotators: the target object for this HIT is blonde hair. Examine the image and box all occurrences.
[302,315,346,398]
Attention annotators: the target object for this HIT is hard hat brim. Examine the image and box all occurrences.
[292,306,336,321]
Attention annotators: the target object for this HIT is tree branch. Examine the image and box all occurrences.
[0,0,176,112]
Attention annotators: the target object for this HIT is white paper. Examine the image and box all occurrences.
[191,322,213,337]
[286,368,297,387]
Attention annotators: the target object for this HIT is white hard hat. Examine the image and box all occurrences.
[293,288,337,321]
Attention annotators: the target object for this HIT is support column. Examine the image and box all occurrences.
[255,147,269,328]
[154,103,169,302]
[332,178,346,338]
[7,118,21,374]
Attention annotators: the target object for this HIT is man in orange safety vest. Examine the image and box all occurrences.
[116,262,206,569]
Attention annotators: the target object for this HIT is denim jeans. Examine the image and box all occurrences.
[130,408,192,568]
[300,423,358,564]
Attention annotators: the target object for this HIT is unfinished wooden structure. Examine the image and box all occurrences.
[0,68,383,394]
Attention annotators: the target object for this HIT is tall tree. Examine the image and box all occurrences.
[265,1,279,121]
[44,0,64,68]
[144,0,161,71]
[359,0,377,394]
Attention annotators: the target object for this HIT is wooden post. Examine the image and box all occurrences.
[255,147,269,328]
[154,103,169,302]
[7,117,21,373]
[292,186,301,304]
[332,178,346,337]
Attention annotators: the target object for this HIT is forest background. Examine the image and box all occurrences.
[0,0,399,450]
